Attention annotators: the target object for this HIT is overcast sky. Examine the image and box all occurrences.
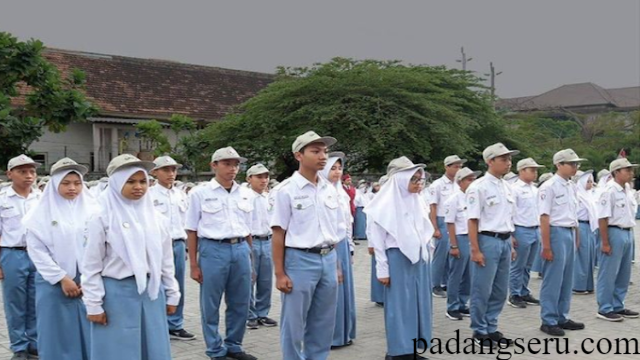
[2,0,639,98]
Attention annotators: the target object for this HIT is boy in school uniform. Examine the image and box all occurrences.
[186,147,257,360]
[429,155,465,298]
[508,158,545,309]
[595,158,639,322]
[149,155,196,341]
[466,143,518,348]
[538,149,587,336]
[245,164,278,329]
[270,131,341,360]
[0,155,42,360]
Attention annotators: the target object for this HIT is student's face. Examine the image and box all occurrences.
[614,167,635,184]
[556,162,580,178]
[58,172,83,200]
[488,155,512,176]
[121,171,148,200]
[459,176,476,192]
[445,162,463,177]
[153,166,177,188]
[7,165,37,190]
[212,159,240,182]
[295,143,328,172]
[408,170,425,194]
[372,184,381,193]
[519,167,538,183]
[585,178,594,190]
[328,160,343,183]
[248,173,269,193]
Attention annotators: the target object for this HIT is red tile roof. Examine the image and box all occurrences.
[39,48,274,121]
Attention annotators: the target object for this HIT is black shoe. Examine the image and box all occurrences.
[459,308,470,317]
[258,316,278,327]
[441,285,447,292]
[559,319,585,330]
[597,312,624,322]
[473,333,496,349]
[212,357,231,360]
[226,352,257,360]
[572,290,590,295]
[331,340,354,349]
[353,241,361,245]
[488,331,513,347]
[246,319,260,329]
[432,286,446,298]
[508,295,526,309]
[375,302,385,307]
[11,352,28,360]
[540,324,565,336]
[169,329,196,341]
[445,310,463,321]
[27,348,39,359]
[521,294,540,305]
[616,309,639,318]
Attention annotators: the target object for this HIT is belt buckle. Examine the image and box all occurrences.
[230,238,239,244]
[320,247,330,256]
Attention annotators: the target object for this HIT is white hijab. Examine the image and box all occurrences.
[576,172,599,232]
[320,157,352,237]
[101,166,163,300]
[364,168,434,264]
[23,169,99,280]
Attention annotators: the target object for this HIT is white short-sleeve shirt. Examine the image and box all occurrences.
[148,184,188,240]
[596,181,636,228]
[185,179,253,239]
[466,173,516,233]
[269,172,340,248]
[512,179,540,227]
[444,189,469,235]
[0,187,41,247]
[250,190,272,237]
[537,174,578,227]
[429,175,459,217]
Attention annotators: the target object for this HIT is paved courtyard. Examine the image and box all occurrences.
[0,222,638,360]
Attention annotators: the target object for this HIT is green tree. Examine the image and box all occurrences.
[0,32,98,167]
[201,58,508,178]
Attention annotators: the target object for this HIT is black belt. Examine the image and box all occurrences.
[578,220,590,224]
[172,238,186,242]
[608,225,632,231]
[0,246,27,251]
[551,226,575,230]
[253,235,271,241]
[515,225,539,229]
[205,237,245,244]
[479,231,512,240]
[286,245,335,255]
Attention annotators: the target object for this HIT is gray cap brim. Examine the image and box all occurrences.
[108,161,156,176]
[152,163,184,171]
[52,164,89,176]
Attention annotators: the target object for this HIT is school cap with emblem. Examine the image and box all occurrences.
[553,149,587,165]
[106,154,155,176]
[246,163,270,177]
[517,158,546,172]
[482,143,520,162]
[211,146,247,163]
[444,155,467,166]
[386,156,426,178]
[7,154,41,171]
[597,169,610,182]
[609,158,639,172]
[538,172,553,183]
[504,172,518,182]
[454,167,482,183]
[152,156,183,171]
[291,131,337,153]
[50,157,88,176]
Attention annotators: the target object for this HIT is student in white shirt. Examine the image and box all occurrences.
[595,158,639,321]
[444,167,480,321]
[0,155,42,359]
[23,158,97,360]
[572,170,598,294]
[508,158,545,309]
[429,155,465,298]
[367,180,385,306]
[82,154,180,360]
[270,131,341,360]
[185,147,257,360]
[245,164,278,330]
[466,143,518,348]
[538,149,587,337]
[148,155,195,341]
[366,156,435,360]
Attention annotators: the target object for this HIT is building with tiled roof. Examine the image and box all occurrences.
[29,48,274,172]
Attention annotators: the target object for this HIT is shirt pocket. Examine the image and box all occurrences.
[0,208,21,230]
[201,202,224,225]
[554,196,568,205]
[153,201,169,214]
[291,198,314,225]
[236,199,252,213]
[179,199,188,213]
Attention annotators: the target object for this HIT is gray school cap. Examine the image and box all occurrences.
[444,155,467,166]
[516,158,545,172]
[482,143,520,162]
[50,157,89,176]
[597,169,610,182]
[291,131,337,153]
[106,154,155,176]
[386,156,426,178]
[454,167,481,183]
[7,154,41,171]
[538,172,554,183]
[153,156,183,171]
[211,147,247,163]
[609,158,639,173]
[246,163,270,177]
[553,149,587,165]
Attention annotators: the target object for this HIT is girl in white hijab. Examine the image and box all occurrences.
[573,170,598,294]
[24,158,98,360]
[320,152,357,348]
[81,154,180,360]
[365,156,435,359]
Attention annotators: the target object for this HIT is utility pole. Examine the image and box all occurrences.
[484,62,503,104]
[456,46,473,71]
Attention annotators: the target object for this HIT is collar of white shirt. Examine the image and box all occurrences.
[209,178,240,193]
[553,174,571,186]
[153,183,176,195]
[6,186,39,199]
[485,172,501,184]
[609,181,624,193]
[291,171,328,190]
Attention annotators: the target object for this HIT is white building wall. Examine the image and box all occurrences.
[29,122,94,171]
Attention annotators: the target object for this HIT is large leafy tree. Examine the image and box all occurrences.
[0,32,97,167]
[201,58,508,179]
